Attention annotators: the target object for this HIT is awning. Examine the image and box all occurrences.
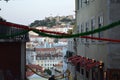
[73,57,83,65]
[80,58,93,67]
[80,58,89,66]
[68,55,102,70]
[69,56,90,66]
[86,61,100,70]
[68,55,80,61]
[71,57,81,65]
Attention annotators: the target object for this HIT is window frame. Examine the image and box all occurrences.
[91,17,96,42]
[98,15,104,40]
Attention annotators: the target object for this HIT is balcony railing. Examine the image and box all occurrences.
[0,21,29,42]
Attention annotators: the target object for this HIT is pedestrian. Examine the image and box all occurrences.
[48,75,56,80]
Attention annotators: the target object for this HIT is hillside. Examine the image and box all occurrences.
[29,15,75,27]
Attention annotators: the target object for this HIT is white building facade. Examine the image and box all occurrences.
[35,48,63,69]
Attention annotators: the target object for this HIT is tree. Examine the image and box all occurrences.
[70,19,75,25]
[60,18,72,23]
[0,0,9,2]
[54,38,59,43]
[44,69,52,75]
[0,17,6,22]
[29,18,56,27]
[29,15,74,27]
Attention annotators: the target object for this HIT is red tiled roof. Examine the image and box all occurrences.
[26,71,34,77]
[36,53,63,57]
[68,55,101,70]
[26,64,44,72]
[68,55,80,61]
[59,39,68,42]
[36,48,56,51]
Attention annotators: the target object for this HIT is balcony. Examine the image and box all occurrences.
[0,20,29,42]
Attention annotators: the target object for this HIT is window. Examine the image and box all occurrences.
[92,69,99,80]
[86,71,89,78]
[81,68,84,75]
[111,0,120,3]
[81,23,84,43]
[84,0,89,5]
[85,22,89,42]
[37,57,39,60]
[31,56,34,60]
[92,69,95,80]
[77,25,80,33]
[81,0,89,7]
[91,18,96,42]
[98,15,104,40]
[76,63,80,72]
[76,0,80,10]
[81,0,83,8]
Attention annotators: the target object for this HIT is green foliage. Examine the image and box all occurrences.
[70,19,75,25]
[54,38,59,43]
[60,18,72,23]
[44,69,52,75]
[0,17,6,22]
[29,19,56,27]
[29,16,75,27]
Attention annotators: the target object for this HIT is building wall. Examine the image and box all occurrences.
[75,0,120,69]
[107,0,120,69]
[35,48,63,69]
[73,0,120,80]
[67,39,75,52]
[36,59,62,69]
[0,42,26,80]
[76,0,108,68]
[21,42,26,80]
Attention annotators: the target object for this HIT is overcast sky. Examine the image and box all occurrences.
[0,0,75,25]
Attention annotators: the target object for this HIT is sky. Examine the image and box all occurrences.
[0,0,75,25]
